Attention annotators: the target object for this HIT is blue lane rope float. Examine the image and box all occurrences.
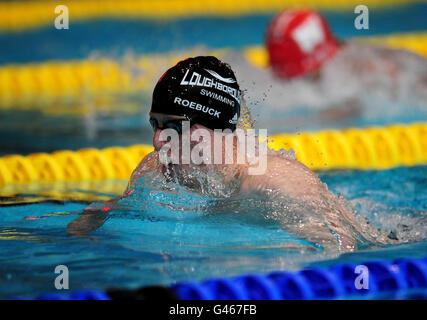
[171,256,427,299]
[15,256,427,300]
[172,258,427,300]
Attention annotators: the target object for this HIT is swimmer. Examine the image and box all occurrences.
[224,9,427,131]
[265,9,427,88]
[67,56,395,251]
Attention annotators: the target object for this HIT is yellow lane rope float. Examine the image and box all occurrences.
[0,122,426,188]
[0,0,417,32]
[0,49,227,112]
[0,33,426,113]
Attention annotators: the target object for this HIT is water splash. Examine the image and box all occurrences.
[222,43,427,133]
[114,147,406,253]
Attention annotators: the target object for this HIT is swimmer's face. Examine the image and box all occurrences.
[150,112,239,189]
[150,112,217,165]
[150,112,239,172]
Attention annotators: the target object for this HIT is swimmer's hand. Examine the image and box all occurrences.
[66,198,119,240]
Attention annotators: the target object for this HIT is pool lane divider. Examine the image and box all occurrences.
[0,122,426,188]
[0,32,426,112]
[0,0,417,33]
[0,48,226,112]
[14,256,427,299]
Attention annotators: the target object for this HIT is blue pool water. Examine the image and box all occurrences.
[0,1,426,300]
[0,165,426,299]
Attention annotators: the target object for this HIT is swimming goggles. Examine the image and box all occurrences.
[149,116,193,135]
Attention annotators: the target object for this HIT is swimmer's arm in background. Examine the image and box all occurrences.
[361,45,427,98]
[317,98,363,123]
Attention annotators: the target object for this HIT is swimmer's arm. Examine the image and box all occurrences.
[318,98,362,123]
[67,152,159,239]
[240,155,394,249]
[239,155,360,250]
[240,154,356,228]
[66,199,118,239]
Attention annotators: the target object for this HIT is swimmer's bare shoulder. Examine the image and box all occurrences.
[125,151,161,192]
[239,155,362,250]
[239,154,325,199]
[239,154,397,250]
[239,153,357,229]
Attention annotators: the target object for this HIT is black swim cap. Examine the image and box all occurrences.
[150,56,241,131]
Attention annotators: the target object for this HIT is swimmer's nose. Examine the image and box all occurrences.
[153,129,169,151]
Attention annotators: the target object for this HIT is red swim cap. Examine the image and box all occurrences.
[266,9,339,79]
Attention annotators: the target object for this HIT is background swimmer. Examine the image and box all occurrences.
[68,56,395,252]
[224,9,427,132]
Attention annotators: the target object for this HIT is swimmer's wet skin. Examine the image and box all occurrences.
[67,56,396,252]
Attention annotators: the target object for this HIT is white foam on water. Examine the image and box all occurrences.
[223,43,427,132]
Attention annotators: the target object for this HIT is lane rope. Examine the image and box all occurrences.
[1,122,426,188]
